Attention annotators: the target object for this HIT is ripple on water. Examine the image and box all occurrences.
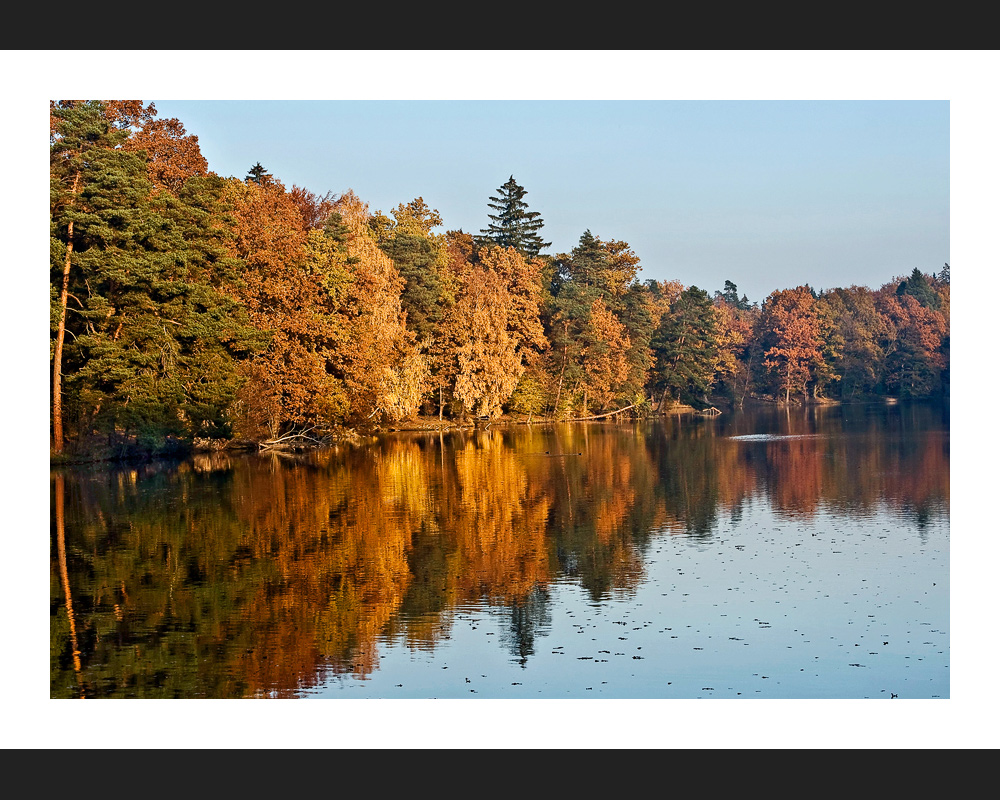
[728,434,827,441]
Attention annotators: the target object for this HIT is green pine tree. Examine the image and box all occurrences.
[896,268,940,310]
[479,176,550,258]
[651,286,719,407]
[245,162,270,185]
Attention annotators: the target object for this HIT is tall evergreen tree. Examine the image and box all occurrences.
[545,231,648,415]
[479,176,550,259]
[715,279,752,310]
[50,101,129,452]
[245,162,270,185]
[650,286,719,407]
[896,268,940,310]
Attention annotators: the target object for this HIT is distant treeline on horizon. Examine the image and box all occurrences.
[50,101,950,458]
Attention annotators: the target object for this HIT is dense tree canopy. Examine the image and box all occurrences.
[50,101,949,459]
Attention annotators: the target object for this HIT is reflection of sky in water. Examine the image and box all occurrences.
[309,497,948,699]
[53,403,949,700]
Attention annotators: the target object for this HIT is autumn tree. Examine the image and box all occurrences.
[875,287,948,398]
[332,192,428,423]
[546,231,649,416]
[450,246,547,419]
[289,185,339,231]
[479,176,550,259]
[711,293,757,406]
[224,175,322,437]
[759,286,824,403]
[123,115,209,194]
[452,268,524,418]
[579,296,632,413]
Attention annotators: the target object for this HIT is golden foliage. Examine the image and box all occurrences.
[453,267,523,417]
[582,296,632,411]
[335,191,428,422]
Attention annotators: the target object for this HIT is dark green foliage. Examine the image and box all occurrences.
[380,232,447,342]
[555,230,602,289]
[896,268,940,310]
[651,286,718,405]
[245,162,270,185]
[51,102,260,455]
[617,282,655,400]
[715,279,753,310]
[479,175,550,258]
[544,231,653,412]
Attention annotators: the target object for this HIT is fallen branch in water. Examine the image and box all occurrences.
[259,427,325,450]
[565,402,639,422]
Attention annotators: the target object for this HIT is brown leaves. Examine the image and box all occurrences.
[761,287,823,400]
[124,117,208,194]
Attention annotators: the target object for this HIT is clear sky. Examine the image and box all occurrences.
[150,97,949,305]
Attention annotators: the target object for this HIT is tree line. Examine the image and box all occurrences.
[50,100,950,458]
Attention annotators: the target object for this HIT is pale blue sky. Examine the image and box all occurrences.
[150,98,949,304]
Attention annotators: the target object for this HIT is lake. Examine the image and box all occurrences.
[50,402,949,700]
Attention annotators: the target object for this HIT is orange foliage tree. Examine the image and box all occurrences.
[874,289,948,398]
[760,286,824,403]
[333,192,428,423]
[581,296,632,413]
[223,176,349,438]
[450,246,546,418]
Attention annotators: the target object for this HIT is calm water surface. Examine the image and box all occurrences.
[50,403,949,699]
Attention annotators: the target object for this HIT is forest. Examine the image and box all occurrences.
[50,100,951,459]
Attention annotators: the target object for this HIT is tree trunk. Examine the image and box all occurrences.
[659,387,670,413]
[553,343,567,416]
[52,171,80,454]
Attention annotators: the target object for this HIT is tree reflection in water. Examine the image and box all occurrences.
[51,403,948,698]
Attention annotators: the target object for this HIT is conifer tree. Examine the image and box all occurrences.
[479,176,550,259]
[651,286,719,407]
[245,162,270,185]
[50,101,129,452]
[51,101,259,454]
[896,268,940,310]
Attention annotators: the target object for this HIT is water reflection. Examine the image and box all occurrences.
[51,403,948,698]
